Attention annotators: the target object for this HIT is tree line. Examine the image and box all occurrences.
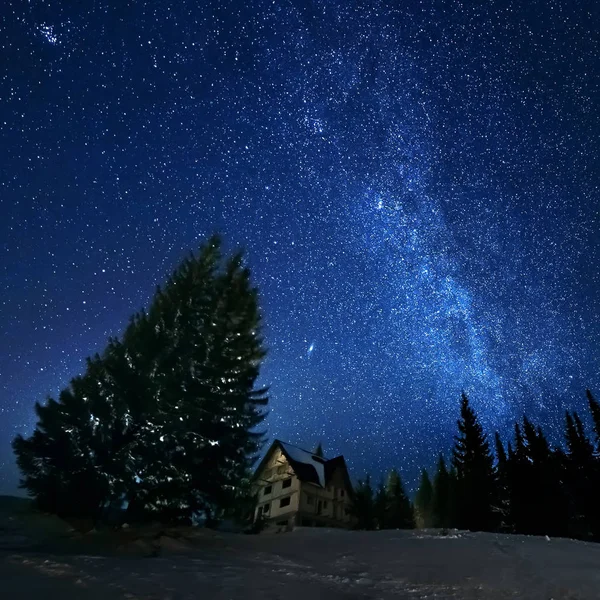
[350,391,600,541]
[12,236,268,526]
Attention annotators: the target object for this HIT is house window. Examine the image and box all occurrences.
[262,503,270,514]
[282,478,292,489]
[323,501,328,510]
[306,494,313,505]
[340,489,345,497]
[279,496,291,508]
[264,485,272,496]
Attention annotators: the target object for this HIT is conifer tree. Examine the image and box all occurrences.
[509,416,568,537]
[385,468,414,529]
[494,431,507,467]
[348,475,375,530]
[432,455,452,529]
[451,393,497,532]
[313,443,324,458]
[586,389,600,450]
[564,410,598,539]
[415,468,434,528]
[494,432,510,531]
[506,422,529,533]
[14,236,268,524]
[374,479,388,530]
[447,465,459,528]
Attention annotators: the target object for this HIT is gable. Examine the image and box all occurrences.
[254,440,353,491]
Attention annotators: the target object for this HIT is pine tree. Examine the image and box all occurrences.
[495,431,507,467]
[564,410,598,539]
[12,362,122,521]
[313,443,324,458]
[386,469,414,529]
[348,475,375,530]
[415,469,434,528]
[586,389,600,450]
[374,479,388,530]
[509,416,568,537]
[13,236,268,524]
[494,432,510,531]
[451,393,497,532]
[432,455,452,529]
[447,465,459,528]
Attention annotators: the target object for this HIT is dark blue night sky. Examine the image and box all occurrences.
[1,0,598,493]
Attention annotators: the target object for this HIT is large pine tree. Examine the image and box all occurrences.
[451,393,497,532]
[13,236,268,524]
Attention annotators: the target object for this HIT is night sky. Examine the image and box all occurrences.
[1,1,598,494]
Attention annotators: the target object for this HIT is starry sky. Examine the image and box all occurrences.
[1,0,599,494]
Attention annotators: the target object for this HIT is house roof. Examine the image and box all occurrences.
[255,439,353,492]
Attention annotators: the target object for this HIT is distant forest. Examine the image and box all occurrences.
[351,390,600,542]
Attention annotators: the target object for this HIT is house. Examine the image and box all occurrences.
[253,439,354,530]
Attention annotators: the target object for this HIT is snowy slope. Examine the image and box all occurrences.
[3,526,600,598]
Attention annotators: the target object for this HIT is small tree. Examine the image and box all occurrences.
[586,389,600,450]
[432,455,452,529]
[415,469,434,528]
[313,443,325,458]
[348,475,375,530]
[374,480,388,530]
[494,432,510,531]
[564,410,597,539]
[386,468,414,529]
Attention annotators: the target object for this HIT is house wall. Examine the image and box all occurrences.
[297,467,352,526]
[253,445,353,529]
[254,447,300,525]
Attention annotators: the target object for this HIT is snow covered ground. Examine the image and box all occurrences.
[3,526,600,598]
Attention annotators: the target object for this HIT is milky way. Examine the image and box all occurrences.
[1,0,598,492]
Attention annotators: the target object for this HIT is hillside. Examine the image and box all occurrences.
[2,503,600,599]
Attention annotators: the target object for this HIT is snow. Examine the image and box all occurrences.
[279,441,326,487]
[3,527,600,598]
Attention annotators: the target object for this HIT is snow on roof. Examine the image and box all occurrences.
[279,441,326,488]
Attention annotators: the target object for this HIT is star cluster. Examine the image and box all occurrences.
[0,0,598,491]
